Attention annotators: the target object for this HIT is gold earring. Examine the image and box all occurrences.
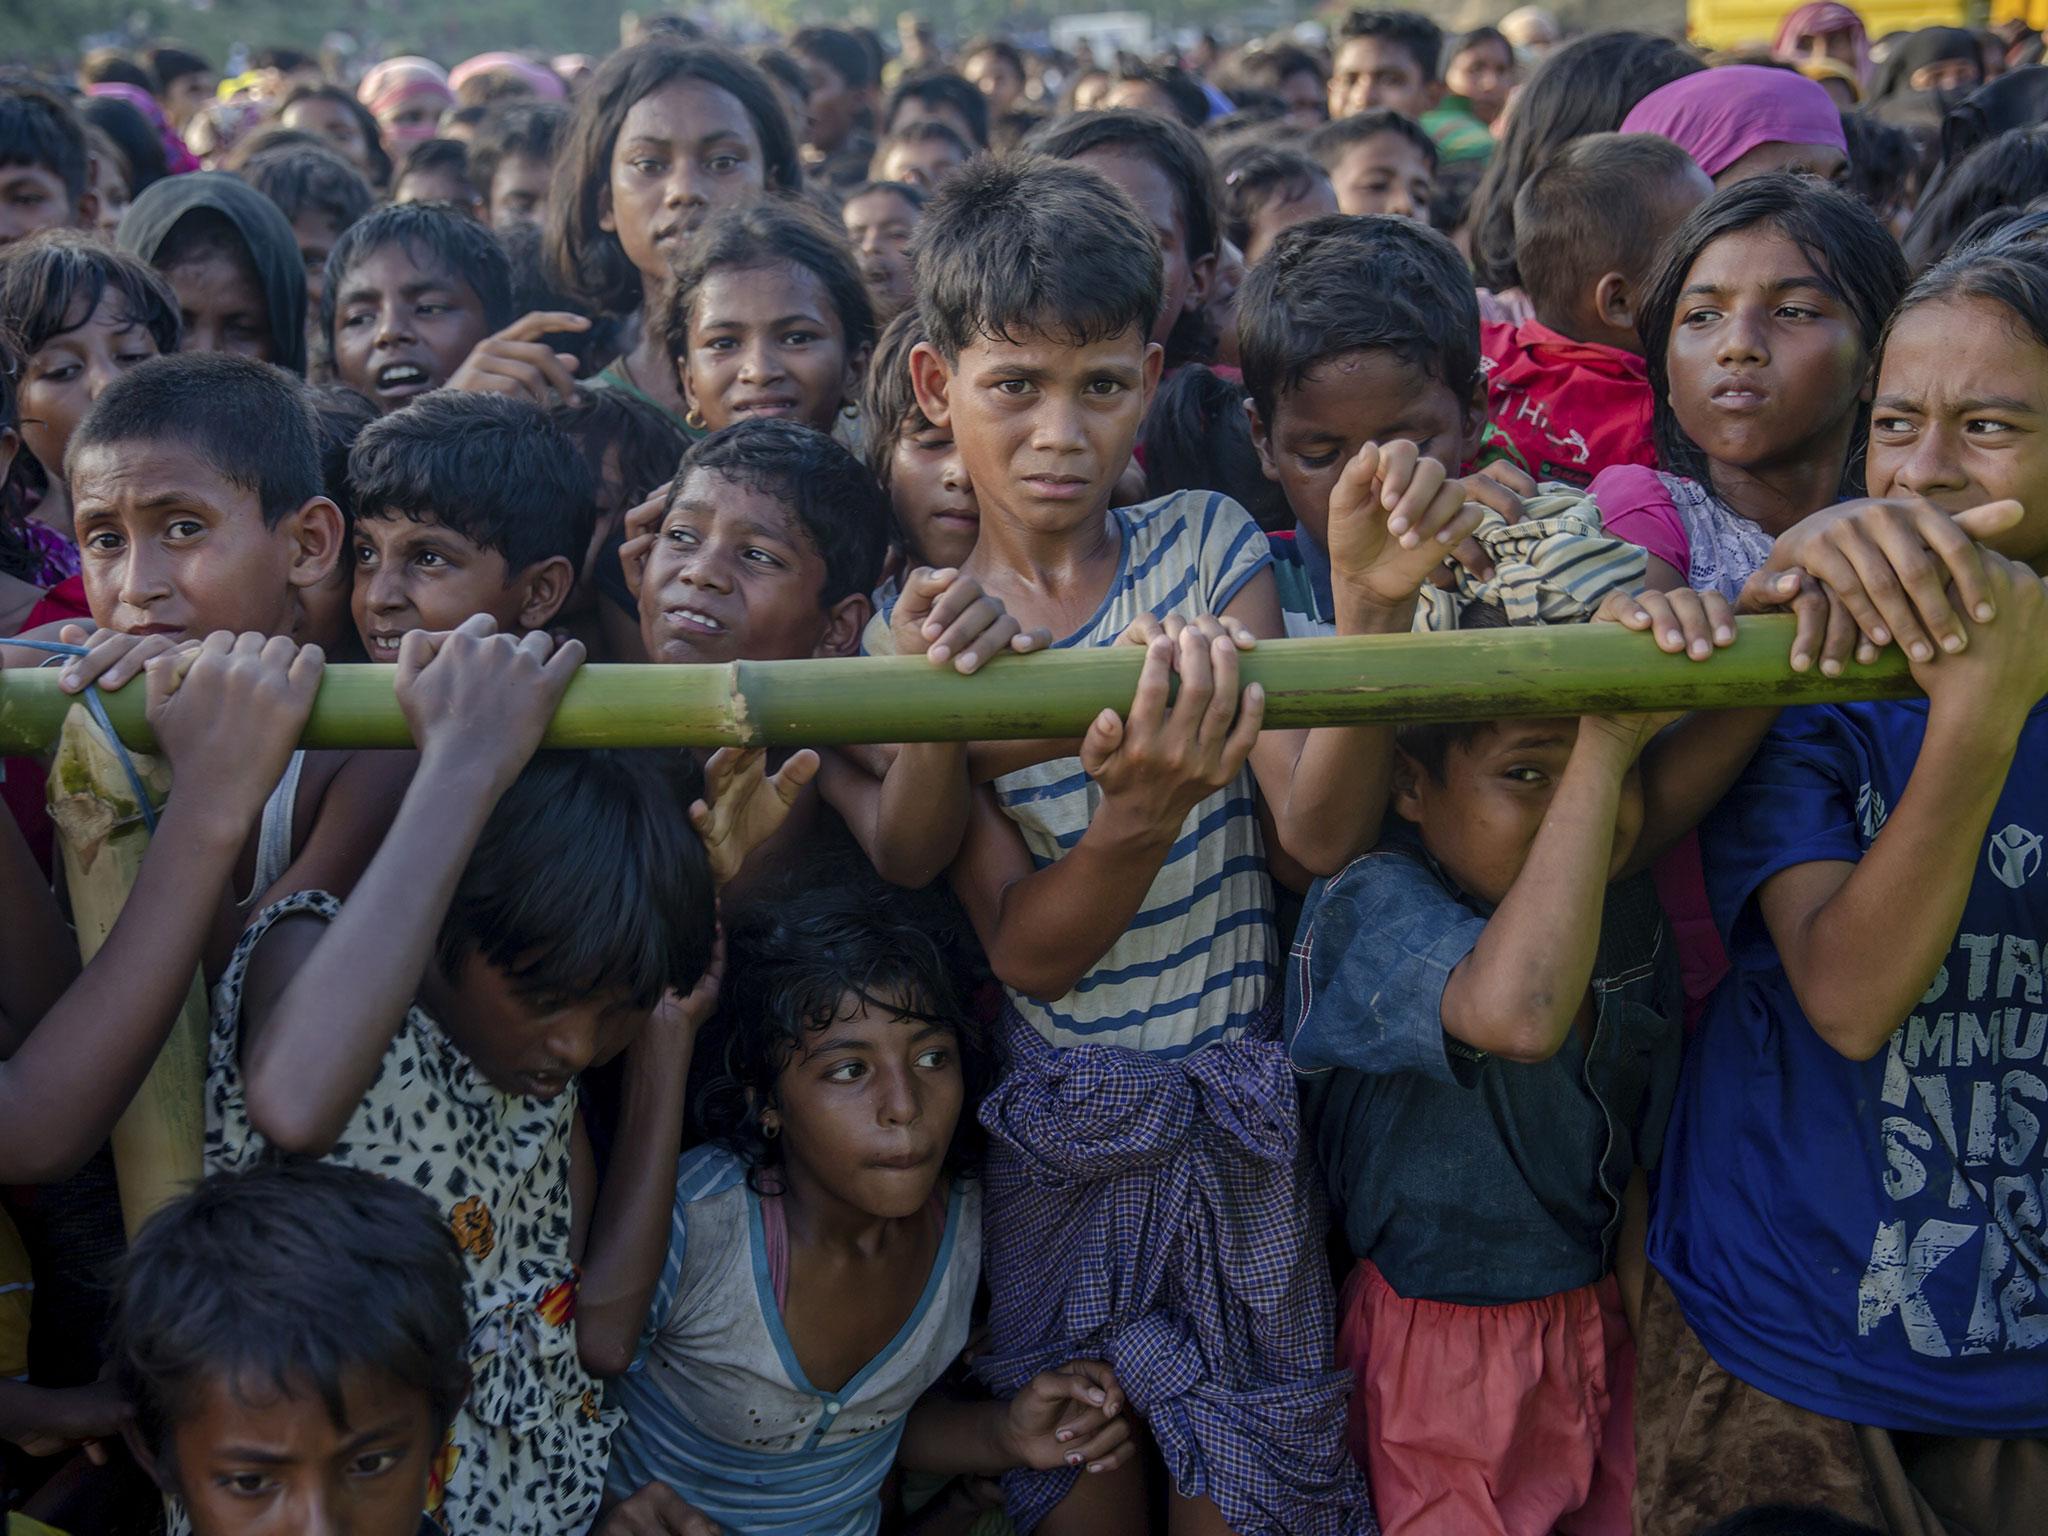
[685,408,708,432]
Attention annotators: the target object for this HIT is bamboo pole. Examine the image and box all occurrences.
[0,619,1917,754]
[45,707,210,1236]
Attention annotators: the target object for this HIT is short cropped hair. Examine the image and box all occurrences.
[911,152,1163,361]
[69,352,321,524]
[110,1162,471,1472]
[660,197,875,370]
[1514,133,1702,322]
[791,26,878,91]
[0,78,89,202]
[467,101,568,198]
[549,387,691,514]
[884,71,989,147]
[676,418,889,606]
[80,49,155,92]
[1222,42,1328,96]
[241,143,375,235]
[395,138,475,198]
[873,119,973,172]
[1219,143,1330,251]
[1338,10,1445,85]
[1238,213,1479,420]
[439,748,714,1012]
[0,229,180,356]
[307,383,378,525]
[1028,108,1221,262]
[348,392,596,573]
[1111,58,1211,129]
[321,201,515,349]
[1309,108,1440,174]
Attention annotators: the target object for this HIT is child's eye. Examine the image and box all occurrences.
[1775,305,1819,322]
[1871,416,1914,435]
[167,518,205,539]
[664,525,697,545]
[914,1047,952,1070]
[116,349,154,366]
[220,1472,275,1497]
[1681,307,1721,327]
[83,530,124,553]
[1085,379,1125,397]
[349,1450,402,1478]
[35,362,81,384]
[1966,419,2018,437]
[993,379,1033,396]
[413,551,447,569]
[825,1060,866,1082]
[1295,449,1339,470]
[341,311,374,329]
[706,154,742,173]
[1504,766,1546,784]
[742,547,784,567]
[354,543,376,566]
[702,336,738,352]
[779,330,819,346]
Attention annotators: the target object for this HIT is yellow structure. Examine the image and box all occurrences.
[1687,0,2038,52]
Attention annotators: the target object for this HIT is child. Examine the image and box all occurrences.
[1328,9,1442,121]
[1309,109,1438,222]
[883,69,990,150]
[864,308,978,575]
[0,80,95,247]
[209,618,716,1536]
[1482,133,1712,486]
[551,387,693,659]
[470,101,568,232]
[1442,25,1515,129]
[1621,65,1849,189]
[843,180,923,330]
[870,120,973,191]
[279,84,393,190]
[1219,143,1337,265]
[356,55,455,152]
[239,143,375,318]
[962,39,1026,118]
[663,198,874,438]
[602,875,1134,1533]
[348,391,596,660]
[1139,363,1294,533]
[392,139,485,218]
[549,41,803,428]
[791,24,879,184]
[119,171,308,374]
[109,1161,467,1536]
[301,382,378,657]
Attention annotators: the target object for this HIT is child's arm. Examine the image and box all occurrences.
[0,634,323,1183]
[951,629,1263,1001]
[1754,552,2048,1061]
[237,618,582,1154]
[0,810,78,1055]
[898,1360,1134,1479]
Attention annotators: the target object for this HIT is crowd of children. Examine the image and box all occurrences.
[0,6,2045,1535]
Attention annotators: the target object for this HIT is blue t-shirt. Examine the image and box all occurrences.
[1650,697,2048,1436]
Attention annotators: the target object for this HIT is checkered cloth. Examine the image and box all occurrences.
[973,1002,1376,1535]
[1411,490,1647,633]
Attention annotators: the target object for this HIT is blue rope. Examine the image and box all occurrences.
[7,640,160,832]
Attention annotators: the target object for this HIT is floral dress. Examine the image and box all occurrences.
[200,890,619,1536]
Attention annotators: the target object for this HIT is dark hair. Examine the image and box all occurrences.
[873,119,974,174]
[1337,10,1445,85]
[1901,127,2048,273]
[1110,58,1211,129]
[70,352,321,524]
[143,46,211,90]
[548,42,801,315]
[751,47,809,114]
[0,228,180,357]
[395,138,477,202]
[697,872,994,1183]
[1469,32,1706,290]
[280,84,393,190]
[442,104,491,137]
[253,47,316,74]
[791,26,879,92]
[1218,143,1330,253]
[349,391,596,573]
[1139,364,1291,532]
[1841,109,1918,227]
[1239,212,1478,420]
[1450,25,1513,70]
[1220,42,1328,97]
[847,177,926,213]
[306,383,377,525]
[468,101,569,205]
[912,152,1163,361]
[321,201,515,348]
[1888,230,2048,362]
[1309,109,1440,175]
[964,38,1026,80]
[455,65,555,112]
[549,386,691,516]
[1640,174,1908,490]
[0,78,89,202]
[0,328,31,581]
[884,71,989,147]
[496,220,613,371]
[440,748,713,1011]
[1514,133,1702,323]
[1027,108,1221,263]
[241,143,374,238]
[110,1162,470,1472]
[862,305,930,488]
[78,96,168,193]
[219,125,324,174]
[81,49,156,92]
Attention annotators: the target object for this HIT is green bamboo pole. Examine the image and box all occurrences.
[0,618,1918,754]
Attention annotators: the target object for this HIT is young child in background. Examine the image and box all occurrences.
[842,179,923,329]
[348,391,596,660]
[870,121,973,191]
[300,382,379,657]
[109,1162,470,1536]
[863,308,978,579]
[550,387,691,660]
[120,171,308,373]
[1218,144,1337,266]
[0,80,97,247]
[391,141,485,216]
[469,101,568,232]
[239,142,375,320]
[1482,134,1712,486]
[1309,110,1439,222]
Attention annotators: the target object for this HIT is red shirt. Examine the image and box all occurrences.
[1479,318,1655,488]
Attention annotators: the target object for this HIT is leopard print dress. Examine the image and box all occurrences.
[199,889,620,1536]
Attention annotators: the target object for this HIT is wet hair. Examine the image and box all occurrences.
[394,139,477,205]
[872,119,974,177]
[1239,212,1479,421]
[241,143,374,236]
[549,386,691,515]
[79,96,168,193]
[280,84,393,190]
[1468,31,1706,290]
[1309,109,1440,175]
[81,49,155,92]
[497,220,614,372]
[659,196,876,375]
[912,152,1163,361]
[321,201,515,349]
[1514,133,1703,325]
[68,351,322,524]
[791,26,879,92]
[1337,10,1445,85]
[1027,108,1221,263]
[861,305,931,488]
[468,101,569,206]
[143,46,211,90]
[1640,173,1908,491]
[110,1162,471,1475]
[1139,363,1291,532]
[0,77,89,203]
[1841,109,1917,227]
[0,228,181,357]
[306,383,377,526]
[1887,230,2048,363]
[1901,126,2048,274]
[1110,58,1211,129]
[1219,42,1328,97]
[439,747,714,1012]
[697,871,994,1184]
[548,41,802,316]
[1218,144,1329,258]
[884,71,989,147]
[348,391,596,573]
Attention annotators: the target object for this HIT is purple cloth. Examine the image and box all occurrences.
[1621,64,1847,178]
[973,1002,1375,1536]
[22,520,79,588]
[449,52,566,102]
[1774,2,1872,83]
[86,82,200,175]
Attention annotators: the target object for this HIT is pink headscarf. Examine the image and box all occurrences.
[1621,65,1848,179]
[87,82,201,175]
[1774,2,1872,84]
[448,52,567,102]
[357,56,454,142]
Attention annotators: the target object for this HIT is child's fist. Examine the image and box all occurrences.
[1327,441,1487,614]
[890,567,1050,674]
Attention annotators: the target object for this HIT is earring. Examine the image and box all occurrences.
[761,1116,780,1140]
[685,408,708,432]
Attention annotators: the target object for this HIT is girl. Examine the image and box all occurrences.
[661,196,874,439]
[1443,25,1516,128]
[1621,65,1849,188]
[600,876,1134,1535]
[862,308,978,579]
[279,83,394,189]
[1774,1,1871,83]
[548,41,801,430]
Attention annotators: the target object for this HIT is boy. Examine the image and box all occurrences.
[843,179,923,327]
[348,391,595,661]
[468,101,567,232]
[1483,134,1712,486]
[0,80,96,246]
[870,120,973,191]
[792,24,879,180]
[110,1162,469,1536]
[962,38,1026,118]
[1329,9,1442,121]
[883,70,989,149]
[146,45,216,135]
[240,143,375,317]
[391,140,484,220]
[1310,109,1438,222]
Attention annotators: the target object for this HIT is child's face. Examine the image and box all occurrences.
[910,325,1162,540]
[965,50,1024,114]
[166,1366,439,1536]
[70,440,342,639]
[1244,176,1339,266]
[18,297,162,487]
[1445,38,1514,123]
[1395,718,1645,907]
[280,98,373,177]
[166,244,276,364]
[1278,67,1330,132]
[0,164,84,247]
[886,98,979,150]
[1868,294,2048,570]
[874,136,967,193]
[289,211,345,315]
[487,152,553,232]
[1664,226,1868,480]
[889,414,979,570]
[843,189,918,327]
[1070,145,1209,349]
[1248,347,1486,550]
[431,949,643,1097]
[798,52,863,155]
[639,467,869,664]
[1328,133,1435,223]
[393,168,479,215]
[92,156,131,242]
[1330,38,1438,121]
[602,79,769,288]
[770,989,964,1222]
[351,514,569,663]
[679,262,859,435]
[331,243,494,413]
